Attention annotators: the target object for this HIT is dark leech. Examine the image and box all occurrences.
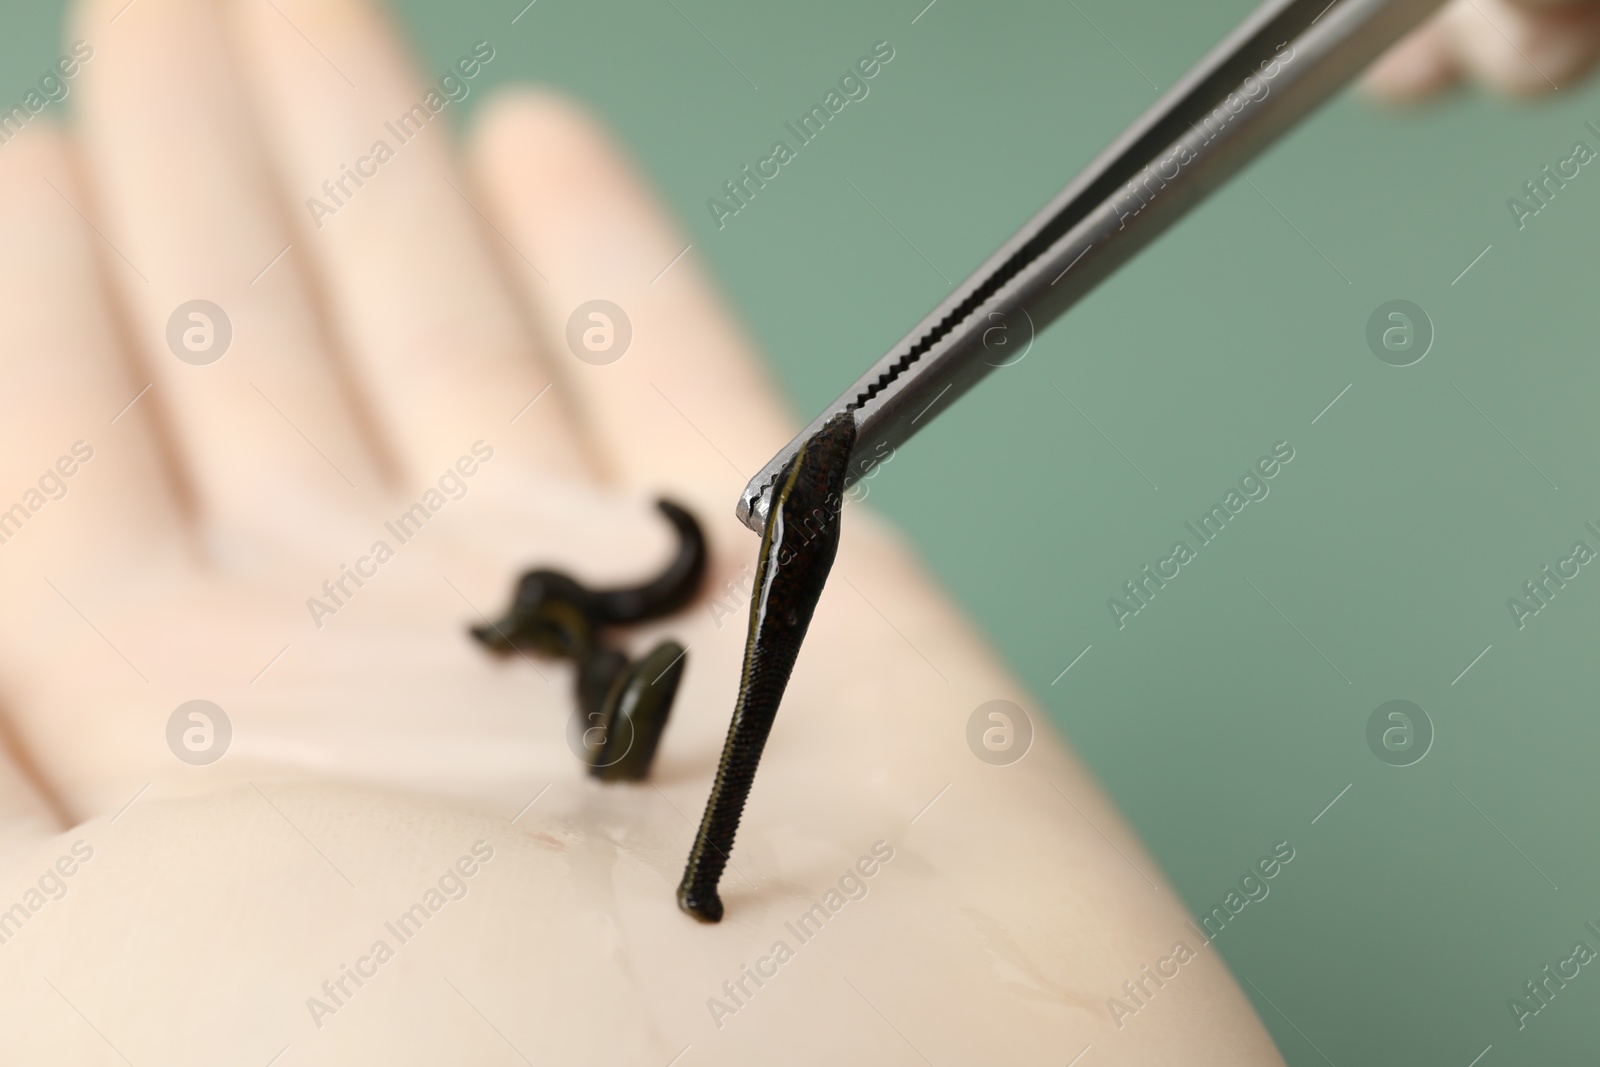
[590,640,688,781]
[472,499,705,782]
[474,500,707,648]
[474,585,596,659]
[592,501,706,622]
[677,411,858,923]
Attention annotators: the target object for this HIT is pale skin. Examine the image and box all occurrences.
[0,0,1583,1062]
[1363,0,1600,99]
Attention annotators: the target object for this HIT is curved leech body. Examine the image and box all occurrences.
[588,639,688,780]
[473,500,706,654]
[589,501,706,622]
[471,499,705,782]
[677,411,858,923]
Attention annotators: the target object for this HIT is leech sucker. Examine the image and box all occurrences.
[677,411,858,923]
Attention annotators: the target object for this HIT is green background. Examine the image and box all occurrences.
[13,0,1600,1061]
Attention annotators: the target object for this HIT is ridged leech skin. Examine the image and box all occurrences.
[678,411,858,922]
[471,499,705,782]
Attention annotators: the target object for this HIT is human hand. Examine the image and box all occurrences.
[0,0,1287,1062]
[1366,0,1600,100]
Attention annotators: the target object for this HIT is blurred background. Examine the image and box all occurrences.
[9,0,1600,1061]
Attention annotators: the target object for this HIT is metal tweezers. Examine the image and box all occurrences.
[737,0,1446,532]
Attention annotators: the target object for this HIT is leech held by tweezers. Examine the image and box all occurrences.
[678,411,857,922]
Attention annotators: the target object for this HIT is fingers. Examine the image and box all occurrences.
[71,0,387,537]
[1444,0,1600,95]
[469,90,796,496]
[227,0,587,492]
[0,123,182,573]
[1366,0,1600,100]
[1363,15,1461,100]
[0,738,62,875]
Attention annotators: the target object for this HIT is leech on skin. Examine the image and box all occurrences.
[678,411,858,923]
[472,499,705,782]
